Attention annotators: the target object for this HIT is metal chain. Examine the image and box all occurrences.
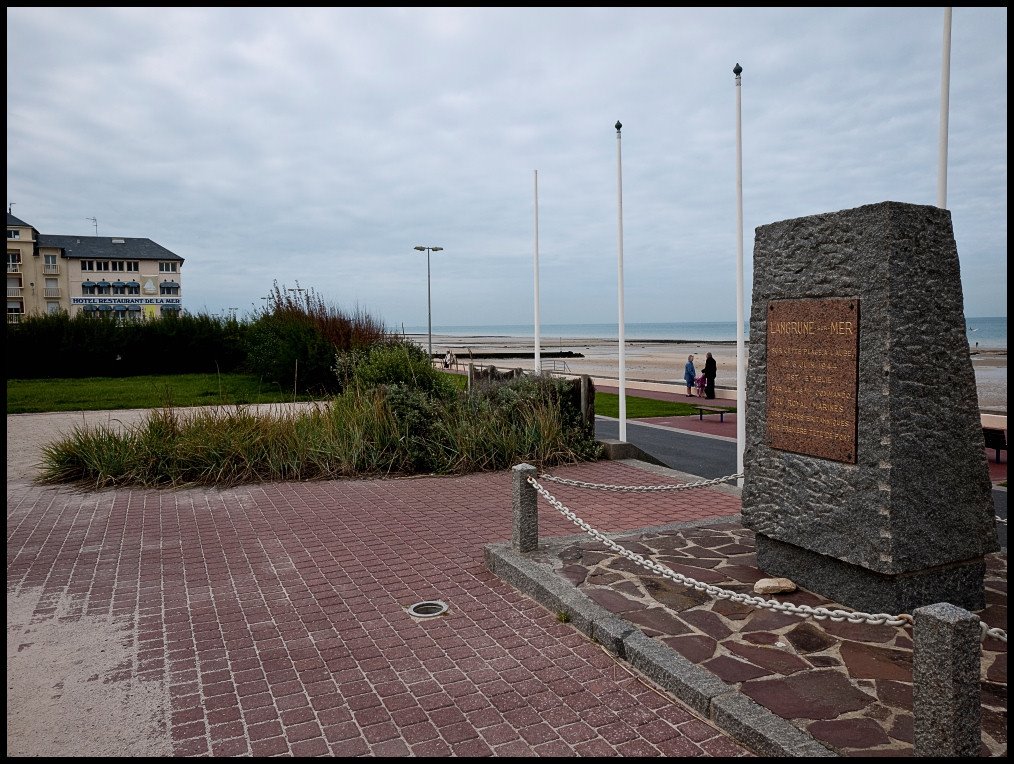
[538,472,744,492]
[528,475,1008,644]
[982,624,1007,642]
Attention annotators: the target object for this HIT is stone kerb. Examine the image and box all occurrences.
[741,201,997,613]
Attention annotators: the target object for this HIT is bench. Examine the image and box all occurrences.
[983,427,1007,464]
[695,405,729,423]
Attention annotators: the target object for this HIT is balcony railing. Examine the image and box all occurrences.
[7,263,21,273]
[7,287,23,298]
[44,287,61,298]
[7,314,22,324]
[43,264,60,274]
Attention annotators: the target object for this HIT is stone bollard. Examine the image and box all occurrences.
[912,602,982,757]
[511,463,538,552]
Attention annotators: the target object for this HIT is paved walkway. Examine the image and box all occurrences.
[7,410,752,757]
[7,403,1007,757]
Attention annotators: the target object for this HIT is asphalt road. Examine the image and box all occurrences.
[594,416,1007,551]
[595,417,738,479]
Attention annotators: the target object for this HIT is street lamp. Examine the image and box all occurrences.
[414,245,443,360]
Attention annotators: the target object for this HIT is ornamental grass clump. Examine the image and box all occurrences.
[432,379,596,473]
[37,337,600,489]
[39,423,140,488]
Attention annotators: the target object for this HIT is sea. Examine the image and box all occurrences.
[401,316,1007,350]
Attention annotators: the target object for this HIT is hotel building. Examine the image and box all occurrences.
[7,212,184,323]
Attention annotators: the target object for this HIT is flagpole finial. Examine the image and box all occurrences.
[615,121,622,133]
[733,63,743,76]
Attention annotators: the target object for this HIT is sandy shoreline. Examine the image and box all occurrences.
[412,333,1008,413]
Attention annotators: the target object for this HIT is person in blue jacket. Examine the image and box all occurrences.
[683,354,696,397]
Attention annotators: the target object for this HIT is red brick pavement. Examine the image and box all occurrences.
[7,460,752,757]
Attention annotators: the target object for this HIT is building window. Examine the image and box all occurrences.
[44,278,60,298]
[43,254,59,274]
[126,284,140,295]
[47,302,61,314]
[126,261,139,272]
[7,230,20,240]
[7,252,21,272]
[110,261,125,271]
[160,285,180,296]
[81,284,97,295]
[95,261,110,271]
[81,260,94,271]
[159,261,178,273]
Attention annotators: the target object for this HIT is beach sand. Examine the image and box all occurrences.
[418,334,1007,413]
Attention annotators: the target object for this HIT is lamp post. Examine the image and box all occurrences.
[414,245,443,360]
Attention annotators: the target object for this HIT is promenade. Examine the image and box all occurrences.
[6,397,1007,757]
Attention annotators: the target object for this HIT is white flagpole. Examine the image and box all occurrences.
[734,63,746,487]
[533,169,541,373]
[615,121,627,443]
[937,7,952,209]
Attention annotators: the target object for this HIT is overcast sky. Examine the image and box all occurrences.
[6,7,1007,329]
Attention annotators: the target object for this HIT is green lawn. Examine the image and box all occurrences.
[7,372,733,419]
[594,391,732,419]
[6,373,316,414]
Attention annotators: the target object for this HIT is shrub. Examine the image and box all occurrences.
[244,314,337,394]
[337,338,456,398]
[244,282,388,394]
[5,310,247,379]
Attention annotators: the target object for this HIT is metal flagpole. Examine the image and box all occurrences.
[734,63,746,487]
[615,121,627,443]
[937,7,952,209]
[534,170,541,373]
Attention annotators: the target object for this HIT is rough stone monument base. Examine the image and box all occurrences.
[755,535,986,614]
[741,201,997,616]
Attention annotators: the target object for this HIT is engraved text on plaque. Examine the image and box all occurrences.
[766,298,859,463]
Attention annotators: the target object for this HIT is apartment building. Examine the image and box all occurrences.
[7,212,184,322]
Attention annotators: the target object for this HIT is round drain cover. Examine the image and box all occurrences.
[406,600,449,618]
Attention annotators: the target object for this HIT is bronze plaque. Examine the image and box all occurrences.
[766,298,859,463]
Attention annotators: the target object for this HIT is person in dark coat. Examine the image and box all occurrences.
[703,352,717,399]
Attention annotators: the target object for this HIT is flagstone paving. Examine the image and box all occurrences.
[552,517,1006,756]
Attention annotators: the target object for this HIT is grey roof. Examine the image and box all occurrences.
[7,212,32,227]
[38,234,184,262]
